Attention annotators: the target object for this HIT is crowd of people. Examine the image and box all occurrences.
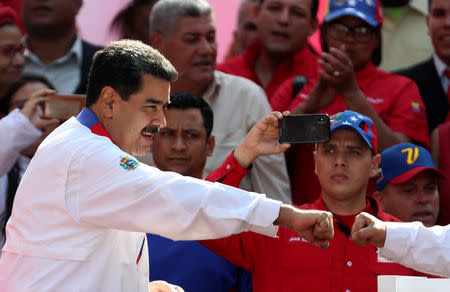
[0,0,450,291]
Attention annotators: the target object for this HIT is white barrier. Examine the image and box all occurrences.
[378,276,450,292]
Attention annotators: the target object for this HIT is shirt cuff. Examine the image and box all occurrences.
[11,109,42,142]
[247,197,281,237]
[379,221,420,261]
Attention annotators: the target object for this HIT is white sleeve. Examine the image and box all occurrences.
[65,141,281,241]
[0,109,41,177]
[380,221,450,277]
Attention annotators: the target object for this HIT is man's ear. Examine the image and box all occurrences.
[369,154,381,178]
[98,86,118,119]
[206,135,215,156]
[151,32,164,50]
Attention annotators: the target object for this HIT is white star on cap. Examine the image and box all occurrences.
[357,115,364,119]
[342,121,351,125]
[349,0,357,6]
[366,0,374,7]
[350,116,358,122]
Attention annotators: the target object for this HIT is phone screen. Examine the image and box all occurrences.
[278,114,330,144]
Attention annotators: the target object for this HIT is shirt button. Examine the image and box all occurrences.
[226,164,231,170]
[347,261,352,267]
[346,290,350,292]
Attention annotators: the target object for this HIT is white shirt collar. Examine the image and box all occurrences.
[24,35,83,67]
[433,54,448,78]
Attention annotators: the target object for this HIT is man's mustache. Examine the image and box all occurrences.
[142,125,160,134]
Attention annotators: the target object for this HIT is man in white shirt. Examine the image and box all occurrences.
[352,211,450,277]
[396,0,450,131]
[0,39,333,292]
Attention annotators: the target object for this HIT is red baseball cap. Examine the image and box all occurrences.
[0,4,17,27]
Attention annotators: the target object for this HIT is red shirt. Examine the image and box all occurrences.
[205,150,250,187]
[217,41,319,101]
[271,62,430,205]
[202,196,429,292]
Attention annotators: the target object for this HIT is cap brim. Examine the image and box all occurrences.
[390,167,447,184]
[324,8,379,27]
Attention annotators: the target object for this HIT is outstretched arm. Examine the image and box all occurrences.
[276,204,334,249]
[233,111,290,168]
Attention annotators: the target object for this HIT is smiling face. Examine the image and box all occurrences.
[104,74,170,156]
[427,0,450,65]
[152,108,214,178]
[156,15,217,90]
[256,0,317,56]
[314,129,379,204]
[375,171,440,226]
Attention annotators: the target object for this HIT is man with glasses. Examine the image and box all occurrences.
[270,0,429,205]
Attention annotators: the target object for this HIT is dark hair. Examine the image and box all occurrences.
[85,39,178,107]
[0,74,55,115]
[167,92,214,138]
[320,21,382,66]
[258,0,319,19]
[110,0,158,39]
[0,21,16,28]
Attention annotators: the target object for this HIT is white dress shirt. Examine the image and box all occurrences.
[380,221,450,277]
[0,117,281,291]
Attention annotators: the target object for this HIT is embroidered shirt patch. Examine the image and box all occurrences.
[120,157,139,171]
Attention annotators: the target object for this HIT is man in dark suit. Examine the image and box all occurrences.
[21,0,102,94]
[396,0,450,132]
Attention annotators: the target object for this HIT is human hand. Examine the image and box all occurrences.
[234,111,291,168]
[351,212,387,248]
[295,75,337,114]
[275,204,334,249]
[318,47,359,96]
[20,89,60,130]
[149,280,184,292]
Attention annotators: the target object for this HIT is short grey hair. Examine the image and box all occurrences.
[149,0,213,38]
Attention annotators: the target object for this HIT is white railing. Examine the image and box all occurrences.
[378,276,450,292]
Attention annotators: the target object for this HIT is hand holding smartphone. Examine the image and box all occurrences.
[278,114,330,144]
[43,94,86,120]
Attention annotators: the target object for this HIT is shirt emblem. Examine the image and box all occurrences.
[120,157,139,171]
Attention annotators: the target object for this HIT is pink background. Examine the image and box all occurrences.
[76,0,242,62]
[76,0,327,63]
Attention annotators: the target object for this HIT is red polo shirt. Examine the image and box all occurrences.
[217,40,319,101]
[205,150,250,187]
[271,62,429,205]
[202,196,430,292]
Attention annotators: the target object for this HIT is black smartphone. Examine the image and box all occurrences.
[278,114,330,144]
